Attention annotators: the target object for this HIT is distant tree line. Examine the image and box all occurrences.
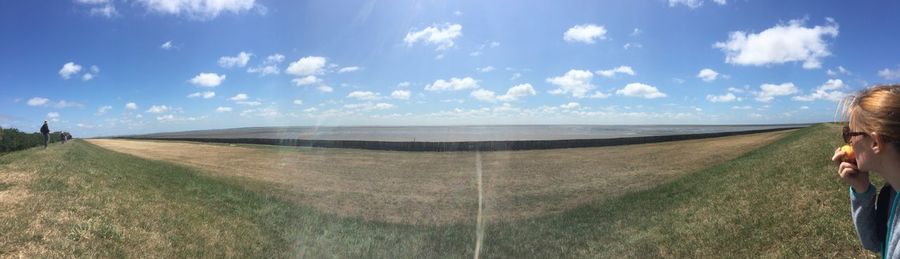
[0,127,68,154]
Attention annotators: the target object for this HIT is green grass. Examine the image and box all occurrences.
[0,123,877,257]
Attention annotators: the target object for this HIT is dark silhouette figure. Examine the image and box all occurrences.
[40,120,49,149]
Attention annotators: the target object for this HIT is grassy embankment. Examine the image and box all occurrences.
[0,123,876,257]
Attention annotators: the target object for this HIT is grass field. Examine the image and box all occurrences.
[0,123,880,257]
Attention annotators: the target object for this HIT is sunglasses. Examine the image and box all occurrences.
[843,125,868,144]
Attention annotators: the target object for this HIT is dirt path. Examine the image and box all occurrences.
[86,130,793,225]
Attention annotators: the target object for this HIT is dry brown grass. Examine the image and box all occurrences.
[87,130,792,225]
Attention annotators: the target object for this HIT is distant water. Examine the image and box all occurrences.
[138,124,811,142]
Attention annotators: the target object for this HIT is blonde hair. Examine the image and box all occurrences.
[841,84,900,147]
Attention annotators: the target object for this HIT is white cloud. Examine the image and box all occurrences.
[216,107,232,112]
[218,51,252,68]
[90,4,117,17]
[713,0,727,4]
[247,65,279,76]
[425,77,479,91]
[47,112,60,122]
[630,28,642,37]
[59,62,82,79]
[470,89,497,102]
[563,24,607,44]
[596,66,635,78]
[590,91,611,99]
[229,93,249,101]
[547,69,594,98]
[264,53,285,64]
[27,97,50,106]
[52,100,83,109]
[293,100,303,105]
[125,102,138,110]
[706,92,737,103]
[161,40,174,50]
[237,101,261,106]
[623,43,643,50]
[286,56,327,76]
[397,82,411,88]
[347,91,381,101]
[668,0,704,8]
[82,73,94,81]
[792,79,847,102]
[343,102,395,111]
[755,82,798,102]
[189,73,226,87]
[697,68,719,82]
[187,91,216,99]
[826,66,850,77]
[317,85,334,93]
[731,105,753,110]
[136,0,257,19]
[96,105,113,115]
[478,66,495,73]
[490,41,500,48]
[404,23,463,50]
[879,66,900,80]
[391,90,411,100]
[292,75,321,86]
[560,102,581,110]
[338,66,360,73]
[247,53,284,76]
[616,83,667,99]
[714,18,839,69]
[146,105,171,114]
[497,83,537,102]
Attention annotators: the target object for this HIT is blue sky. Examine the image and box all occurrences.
[1,0,899,137]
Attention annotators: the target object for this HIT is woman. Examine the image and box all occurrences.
[835,84,900,257]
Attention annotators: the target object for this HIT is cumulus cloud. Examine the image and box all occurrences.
[293,100,303,105]
[478,66,495,73]
[706,92,737,103]
[136,0,258,19]
[391,90,411,100]
[189,72,226,87]
[286,56,327,76]
[792,79,847,102]
[59,62,82,79]
[470,84,537,103]
[229,93,249,101]
[616,83,667,99]
[292,75,320,86]
[497,83,537,102]
[343,102,395,111]
[187,91,216,99]
[425,77,479,91]
[560,102,581,110]
[826,66,850,77]
[347,91,381,101]
[470,89,497,102]
[47,112,60,122]
[404,23,463,50]
[161,40,174,50]
[596,66,635,78]
[338,66,360,73]
[317,85,334,93]
[697,68,719,82]
[714,18,839,69]
[218,51,252,68]
[146,105,171,113]
[755,82,798,102]
[216,107,232,112]
[563,24,607,44]
[879,66,900,80]
[28,97,50,106]
[96,105,112,115]
[125,102,138,110]
[547,69,595,98]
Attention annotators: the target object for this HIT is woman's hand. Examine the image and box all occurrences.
[833,147,870,192]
